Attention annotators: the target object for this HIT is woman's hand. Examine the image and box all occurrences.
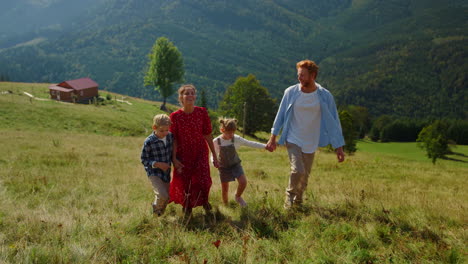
[155,162,170,172]
[212,156,220,168]
[173,158,184,173]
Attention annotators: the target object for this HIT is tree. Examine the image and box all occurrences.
[339,110,357,154]
[417,120,451,164]
[219,74,276,134]
[197,87,208,109]
[144,37,184,111]
[344,105,371,139]
[369,115,394,142]
[379,119,427,142]
[447,119,468,145]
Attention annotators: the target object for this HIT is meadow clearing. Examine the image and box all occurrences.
[0,83,466,263]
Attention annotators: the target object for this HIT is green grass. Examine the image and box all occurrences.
[0,82,178,136]
[0,82,467,263]
[358,140,468,167]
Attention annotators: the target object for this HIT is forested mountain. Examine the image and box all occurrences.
[0,0,466,119]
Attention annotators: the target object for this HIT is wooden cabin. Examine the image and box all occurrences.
[49,78,99,102]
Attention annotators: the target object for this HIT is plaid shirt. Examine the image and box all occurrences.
[141,132,173,182]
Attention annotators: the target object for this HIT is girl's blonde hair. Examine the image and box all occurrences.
[153,114,171,127]
[219,118,238,132]
[177,84,197,106]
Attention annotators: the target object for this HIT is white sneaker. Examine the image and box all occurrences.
[235,196,247,207]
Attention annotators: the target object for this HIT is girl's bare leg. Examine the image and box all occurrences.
[235,174,247,198]
[221,182,230,204]
[234,175,248,207]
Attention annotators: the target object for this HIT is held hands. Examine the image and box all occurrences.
[155,162,171,172]
[265,145,274,152]
[173,158,184,173]
[212,156,220,168]
[266,135,277,152]
[335,147,345,163]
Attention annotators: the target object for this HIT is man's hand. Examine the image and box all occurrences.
[335,147,345,163]
[266,134,277,152]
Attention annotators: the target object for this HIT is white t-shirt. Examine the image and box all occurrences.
[212,134,266,160]
[286,90,321,153]
[156,135,167,146]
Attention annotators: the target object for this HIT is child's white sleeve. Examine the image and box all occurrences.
[235,135,266,149]
[211,137,220,162]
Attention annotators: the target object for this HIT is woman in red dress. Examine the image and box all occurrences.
[170,84,219,216]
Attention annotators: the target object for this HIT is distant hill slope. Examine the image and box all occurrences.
[320,3,468,119]
[0,82,170,137]
[0,0,466,119]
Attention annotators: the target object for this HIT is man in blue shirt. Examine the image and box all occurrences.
[266,60,345,209]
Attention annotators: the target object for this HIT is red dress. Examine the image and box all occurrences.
[169,107,212,208]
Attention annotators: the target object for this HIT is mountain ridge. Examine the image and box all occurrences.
[0,0,466,118]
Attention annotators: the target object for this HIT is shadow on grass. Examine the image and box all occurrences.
[137,202,452,261]
[308,200,448,247]
[178,203,310,239]
[174,205,293,239]
[157,199,449,250]
[449,151,468,158]
[438,150,468,163]
[441,156,468,163]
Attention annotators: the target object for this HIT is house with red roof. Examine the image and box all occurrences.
[49,77,99,102]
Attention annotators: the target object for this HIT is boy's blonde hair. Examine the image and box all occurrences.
[153,114,171,127]
[177,84,197,106]
[219,117,237,132]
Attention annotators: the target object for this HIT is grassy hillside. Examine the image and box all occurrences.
[0,82,467,263]
[0,81,174,136]
[358,140,468,166]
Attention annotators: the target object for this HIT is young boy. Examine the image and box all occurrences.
[141,114,173,216]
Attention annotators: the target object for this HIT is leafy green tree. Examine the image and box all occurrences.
[378,118,427,142]
[343,105,371,139]
[447,119,468,145]
[219,74,276,134]
[417,120,451,164]
[197,87,208,109]
[369,115,394,142]
[144,37,184,111]
[339,110,357,154]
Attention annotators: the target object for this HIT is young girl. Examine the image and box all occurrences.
[213,118,268,207]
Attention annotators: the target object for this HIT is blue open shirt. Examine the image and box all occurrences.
[271,83,345,149]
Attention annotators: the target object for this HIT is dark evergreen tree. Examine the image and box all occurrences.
[198,88,208,109]
[343,105,371,139]
[380,119,427,142]
[447,119,468,145]
[369,115,394,142]
[339,110,357,154]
